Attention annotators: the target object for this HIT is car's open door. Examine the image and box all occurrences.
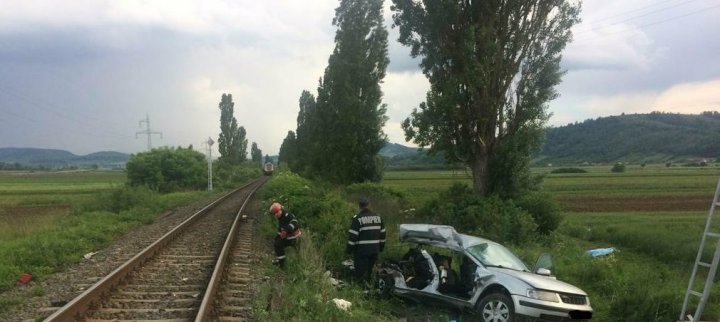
[532,253,556,278]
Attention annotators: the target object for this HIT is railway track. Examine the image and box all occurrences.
[43,177,269,322]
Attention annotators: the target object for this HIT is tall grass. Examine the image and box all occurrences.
[560,211,719,266]
[255,172,460,321]
[0,184,216,296]
[0,208,69,241]
[252,228,395,321]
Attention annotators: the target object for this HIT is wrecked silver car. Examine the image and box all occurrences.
[376,224,593,322]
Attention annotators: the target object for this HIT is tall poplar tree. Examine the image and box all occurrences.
[217,93,248,164]
[278,131,297,170]
[250,142,262,163]
[308,0,390,184]
[392,0,580,196]
[294,90,317,175]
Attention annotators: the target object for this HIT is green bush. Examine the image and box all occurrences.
[87,185,157,213]
[549,167,588,174]
[419,184,538,244]
[213,161,262,189]
[611,162,626,173]
[259,172,355,269]
[516,192,562,235]
[126,147,207,192]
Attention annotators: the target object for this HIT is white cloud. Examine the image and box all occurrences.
[653,80,720,113]
[551,79,720,127]
[382,71,428,145]
[565,22,661,71]
[383,71,428,119]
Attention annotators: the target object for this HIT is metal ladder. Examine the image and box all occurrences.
[679,178,720,322]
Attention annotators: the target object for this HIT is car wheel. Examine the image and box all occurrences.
[376,272,394,298]
[477,292,514,322]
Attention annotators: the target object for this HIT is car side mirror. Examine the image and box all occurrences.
[535,267,552,276]
[532,253,554,273]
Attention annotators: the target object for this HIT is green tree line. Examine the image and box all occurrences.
[537,111,720,165]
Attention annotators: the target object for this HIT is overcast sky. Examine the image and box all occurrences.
[1,0,719,156]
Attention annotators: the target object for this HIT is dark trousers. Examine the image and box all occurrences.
[274,236,296,267]
[353,253,378,283]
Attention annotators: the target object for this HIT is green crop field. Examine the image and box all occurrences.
[0,169,217,306]
[382,165,720,321]
[0,170,125,206]
[0,170,125,241]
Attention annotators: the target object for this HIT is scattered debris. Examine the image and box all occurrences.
[324,270,344,287]
[83,252,97,260]
[18,273,32,285]
[587,247,615,257]
[331,298,352,311]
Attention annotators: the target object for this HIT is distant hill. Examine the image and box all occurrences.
[0,147,129,169]
[379,142,419,157]
[379,143,459,169]
[8,113,716,170]
[381,112,720,168]
[536,112,720,165]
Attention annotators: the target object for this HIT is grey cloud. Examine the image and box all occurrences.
[388,46,421,73]
[0,30,119,65]
[561,57,636,72]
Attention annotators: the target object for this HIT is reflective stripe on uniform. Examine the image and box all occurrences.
[359,225,382,231]
[348,229,359,235]
[347,241,357,245]
[357,240,383,244]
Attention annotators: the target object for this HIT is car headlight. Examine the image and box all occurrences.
[527,289,559,302]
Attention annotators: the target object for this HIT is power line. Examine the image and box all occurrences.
[574,3,720,43]
[135,113,163,151]
[575,0,703,32]
[0,84,133,140]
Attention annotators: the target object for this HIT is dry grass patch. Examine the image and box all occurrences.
[0,205,71,241]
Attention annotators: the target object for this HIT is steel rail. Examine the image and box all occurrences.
[195,176,266,321]
[43,177,265,322]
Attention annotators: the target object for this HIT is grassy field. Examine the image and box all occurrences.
[0,170,124,205]
[4,167,719,320]
[0,170,218,303]
[382,165,720,321]
[0,171,125,241]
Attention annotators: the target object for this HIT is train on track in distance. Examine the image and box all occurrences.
[263,162,275,176]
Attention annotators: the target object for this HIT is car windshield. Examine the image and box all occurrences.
[466,242,529,272]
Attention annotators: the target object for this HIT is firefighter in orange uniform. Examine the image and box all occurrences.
[269,202,301,268]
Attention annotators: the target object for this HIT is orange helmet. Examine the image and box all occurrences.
[269,202,283,215]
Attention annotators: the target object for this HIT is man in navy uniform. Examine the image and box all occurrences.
[346,196,385,283]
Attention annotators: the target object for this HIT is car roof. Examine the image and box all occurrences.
[398,223,496,251]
